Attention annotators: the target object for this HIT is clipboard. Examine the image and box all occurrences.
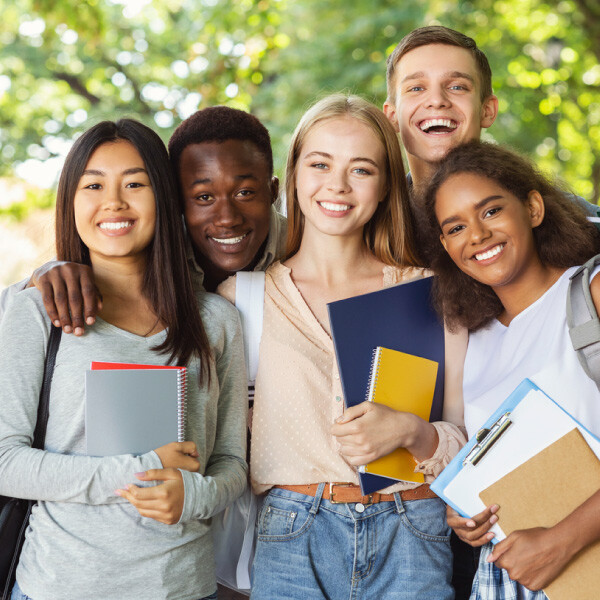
[431,378,600,542]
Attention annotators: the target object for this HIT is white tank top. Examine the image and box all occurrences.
[463,266,600,440]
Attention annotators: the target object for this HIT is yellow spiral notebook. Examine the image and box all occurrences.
[360,346,439,484]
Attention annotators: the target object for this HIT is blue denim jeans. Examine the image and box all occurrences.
[11,580,218,600]
[250,484,453,600]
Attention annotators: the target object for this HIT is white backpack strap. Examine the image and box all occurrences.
[235,271,265,385]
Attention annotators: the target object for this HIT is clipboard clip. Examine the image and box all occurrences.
[463,412,512,466]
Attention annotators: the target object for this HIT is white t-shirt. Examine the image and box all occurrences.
[463,266,600,441]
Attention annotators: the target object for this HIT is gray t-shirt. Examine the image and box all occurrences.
[0,288,247,600]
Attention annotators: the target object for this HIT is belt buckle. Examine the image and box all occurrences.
[328,482,354,504]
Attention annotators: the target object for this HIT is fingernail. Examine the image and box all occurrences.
[490,515,498,524]
[53,320,61,327]
[466,520,476,528]
[486,553,495,562]
[74,327,84,336]
[490,504,499,513]
[487,532,495,540]
[64,325,72,333]
[86,316,95,325]
[114,489,123,496]
[192,451,199,457]
[134,471,146,477]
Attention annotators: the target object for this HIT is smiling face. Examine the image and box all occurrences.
[294,116,387,242]
[435,172,545,293]
[179,139,277,284]
[384,44,498,184]
[73,140,156,266]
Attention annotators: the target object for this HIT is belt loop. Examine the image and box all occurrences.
[393,491,406,515]
[310,483,326,515]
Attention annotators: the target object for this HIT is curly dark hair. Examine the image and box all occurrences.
[168,105,273,177]
[423,141,600,331]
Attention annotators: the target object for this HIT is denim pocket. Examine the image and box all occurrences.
[398,498,451,543]
[257,493,315,541]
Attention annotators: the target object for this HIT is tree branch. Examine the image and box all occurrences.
[53,71,101,105]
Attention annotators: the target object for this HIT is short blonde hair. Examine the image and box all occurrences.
[285,94,419,267]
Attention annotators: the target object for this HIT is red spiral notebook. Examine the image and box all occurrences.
[85,362,187,456]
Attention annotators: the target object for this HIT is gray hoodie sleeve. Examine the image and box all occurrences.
[0,291,163,505]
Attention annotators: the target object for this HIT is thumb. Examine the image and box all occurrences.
[335,401,370,424]
[135,468,182,482]
[178,441,199,456]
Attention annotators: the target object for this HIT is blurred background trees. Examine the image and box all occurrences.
[1,0,599,283]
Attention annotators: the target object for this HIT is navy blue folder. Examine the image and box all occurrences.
[327,276,445,494]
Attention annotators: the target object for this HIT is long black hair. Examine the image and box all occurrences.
[56,118,211,379]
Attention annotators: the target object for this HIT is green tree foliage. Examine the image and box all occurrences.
[0,0,598,213]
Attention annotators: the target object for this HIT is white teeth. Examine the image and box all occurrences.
[211,233,247,245]
[98,221,133,230]
[419,118,457,132]
[319,201,351,212]
[474,244,504,261]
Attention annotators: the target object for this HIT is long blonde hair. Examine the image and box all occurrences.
[284,94,419,267]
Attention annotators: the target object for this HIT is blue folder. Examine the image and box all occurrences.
[327,276,445,495]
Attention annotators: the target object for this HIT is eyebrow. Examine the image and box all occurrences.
[439,195,503,229]
[401,71,475,84]
[190,173,259,186]
[303,151,380,168]
[82,167,147,177]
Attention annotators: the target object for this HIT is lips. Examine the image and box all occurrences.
[317,201,352,212]
[473,243,505,261]
[418,118,458,134]
[98,220,134,231]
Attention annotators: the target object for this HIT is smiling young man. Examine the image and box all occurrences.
[0,107,287,328]
[383,26,498,198]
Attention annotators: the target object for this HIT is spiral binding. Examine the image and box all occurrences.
[177,367,187,442]
[365,346,383,402]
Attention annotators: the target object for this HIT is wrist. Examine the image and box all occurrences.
[403,415,437,461]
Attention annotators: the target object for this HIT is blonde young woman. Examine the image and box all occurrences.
[219,95,466,600]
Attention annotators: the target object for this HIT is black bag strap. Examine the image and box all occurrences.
[32,325,62,449]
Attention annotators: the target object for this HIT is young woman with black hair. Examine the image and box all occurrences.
[424,140,600,599]
[0,119,247,600]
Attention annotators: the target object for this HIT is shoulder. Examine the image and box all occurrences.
[216,275,237,305]
[197,290,240,325]
[0,287,51,346]
[383,265,430,287]
[568,193,600,218]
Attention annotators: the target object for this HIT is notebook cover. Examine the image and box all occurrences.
[327,276,445,494]
[85,369,183,456]
[480,428,600,600]
[363,348,438,483]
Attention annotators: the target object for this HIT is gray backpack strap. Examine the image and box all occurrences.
[567,254,600,388]
[235,271,265,386]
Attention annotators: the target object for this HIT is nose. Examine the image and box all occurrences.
[470,220,492,245]
[426,85,451,109]
[213,198,244,227]
[326,168,351,194]
[102,185,127,210]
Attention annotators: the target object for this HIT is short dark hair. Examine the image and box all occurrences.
[423,140,600,331]
[55,118,212,379]
[386,26,493,104]
[168,106,273,177]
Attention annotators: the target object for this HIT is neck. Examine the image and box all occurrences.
[407,155,437,197]
[286,226,379,284]
[494,263,566,326]
[90,254,147,299]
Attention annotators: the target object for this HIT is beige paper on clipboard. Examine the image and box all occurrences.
[441,388,600,541]
[480,428,600,600]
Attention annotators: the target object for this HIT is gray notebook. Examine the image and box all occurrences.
[85,368,186,456]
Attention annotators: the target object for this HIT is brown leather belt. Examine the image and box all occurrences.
[274,483,437,505]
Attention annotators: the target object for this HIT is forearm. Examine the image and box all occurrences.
[0,444,163,504]
[178,455,247,521]
[553,488,600,558]
[402,415,439,462]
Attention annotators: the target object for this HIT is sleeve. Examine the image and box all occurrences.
[414,322,468,480]
[415,421,467,481]
[0,292,163,505]
[0,277,29,322]
[178,302,248,522]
